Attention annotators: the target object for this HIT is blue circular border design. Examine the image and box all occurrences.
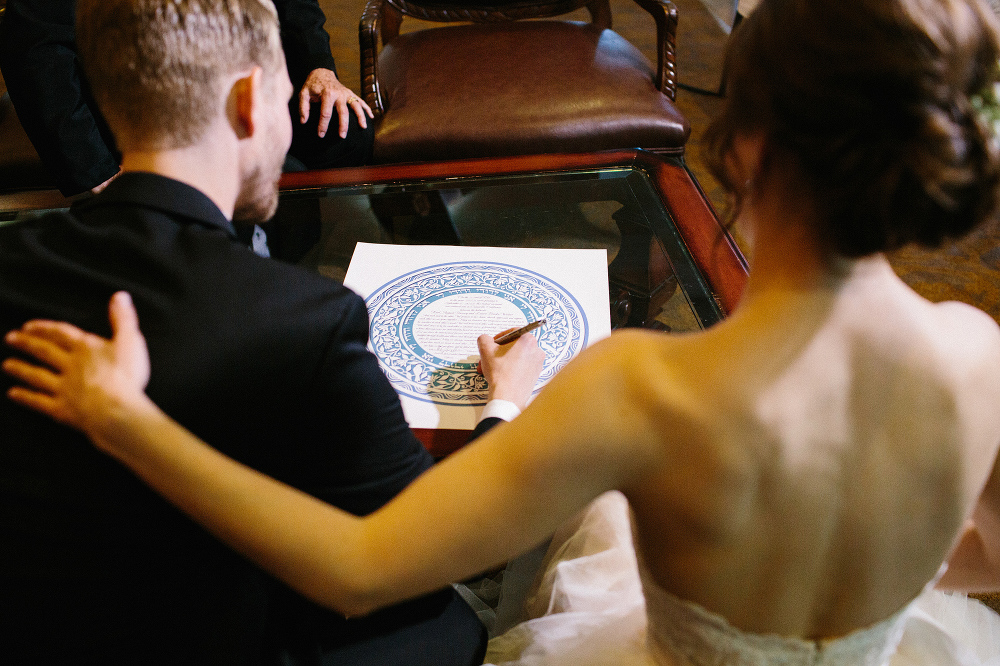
[366,261,589,405]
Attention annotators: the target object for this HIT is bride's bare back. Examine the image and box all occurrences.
[550,256,1000,638]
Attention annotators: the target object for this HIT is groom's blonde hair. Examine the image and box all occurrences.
[76,0,284,150]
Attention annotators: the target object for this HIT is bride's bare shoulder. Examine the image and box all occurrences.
[540,329,704,422]
[563,329,716,430]
[575,328,702,382]
[924,300,1000,367]
[931,299,999,333]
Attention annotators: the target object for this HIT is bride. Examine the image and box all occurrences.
[5,0,1000,663]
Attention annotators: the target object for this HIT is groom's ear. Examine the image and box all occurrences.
[228,66,264,140]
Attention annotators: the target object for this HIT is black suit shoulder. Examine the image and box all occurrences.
[0,187,435,663]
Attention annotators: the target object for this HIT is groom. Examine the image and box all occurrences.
[0,0,530,663]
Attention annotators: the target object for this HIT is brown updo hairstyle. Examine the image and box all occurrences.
[705,0,1000,257]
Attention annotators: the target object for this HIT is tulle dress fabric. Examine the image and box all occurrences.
[483,492,1000,666]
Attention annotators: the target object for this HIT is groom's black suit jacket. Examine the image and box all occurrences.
[0,173,486,665]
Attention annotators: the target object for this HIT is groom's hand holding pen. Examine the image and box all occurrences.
[493,319,546,345]
[476,319,546,380]
[476,322,547,411]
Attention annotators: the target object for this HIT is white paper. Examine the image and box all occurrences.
[345,243,611,430]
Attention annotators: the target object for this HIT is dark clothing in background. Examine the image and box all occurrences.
[0,0,373,195]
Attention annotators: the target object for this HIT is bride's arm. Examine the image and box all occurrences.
[4,293,662,616]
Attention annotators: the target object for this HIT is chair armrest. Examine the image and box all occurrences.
[629,0,678,100]
[359,0,386,117]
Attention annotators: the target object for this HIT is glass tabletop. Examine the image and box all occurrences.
[274,161,731,332]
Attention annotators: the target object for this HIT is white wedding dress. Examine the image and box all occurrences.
[483,492,1000,666]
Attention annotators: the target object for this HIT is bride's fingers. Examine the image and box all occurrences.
[19,319,92,351]
[6,384,64,423]
[106,292,151,388]
[108,291,140,340]
[1,357,62,395]
[108,292,149,369]
[4,330,72,371]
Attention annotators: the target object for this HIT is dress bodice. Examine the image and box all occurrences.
[637,554,910,666]
[485,492,993,666]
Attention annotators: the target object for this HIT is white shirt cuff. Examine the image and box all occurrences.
[479,399,522,423]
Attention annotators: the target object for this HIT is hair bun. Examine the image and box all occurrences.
[706,0,1000,256]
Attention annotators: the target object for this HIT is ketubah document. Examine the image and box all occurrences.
[344,243,612,431]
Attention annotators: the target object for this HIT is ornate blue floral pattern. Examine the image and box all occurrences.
[367,261,589,405]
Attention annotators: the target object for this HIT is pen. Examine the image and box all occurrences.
[493,319,546,345]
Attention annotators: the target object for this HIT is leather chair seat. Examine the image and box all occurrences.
[372,20,689,163]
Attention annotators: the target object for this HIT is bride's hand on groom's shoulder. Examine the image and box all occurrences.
[3,291,152,445]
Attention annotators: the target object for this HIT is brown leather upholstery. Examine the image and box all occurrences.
[361,0,690,164]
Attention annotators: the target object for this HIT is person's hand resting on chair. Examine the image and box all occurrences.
[299,68,374,139]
